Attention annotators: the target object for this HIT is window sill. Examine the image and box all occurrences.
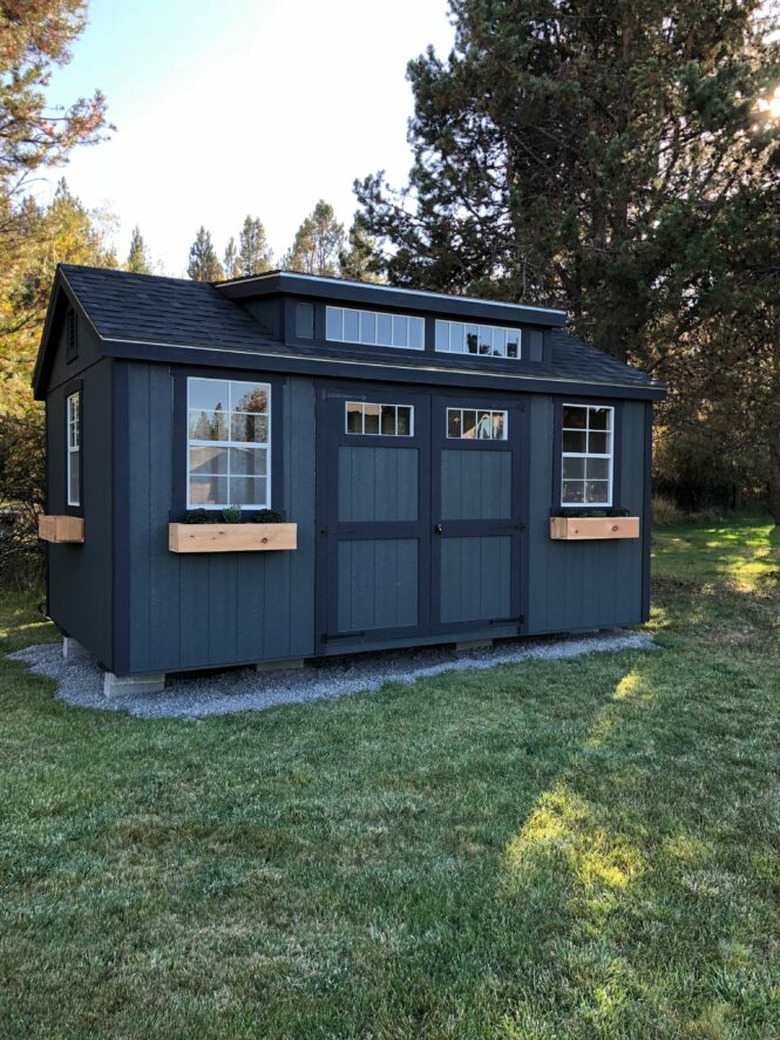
[168,522,297,553]
[550,516,640,541]
[38,515,85,543]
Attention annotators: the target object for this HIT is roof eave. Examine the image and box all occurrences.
[217,271,568,328]
[98,335,667,400]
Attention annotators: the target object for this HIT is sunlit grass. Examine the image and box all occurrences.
[1,516,778,1038]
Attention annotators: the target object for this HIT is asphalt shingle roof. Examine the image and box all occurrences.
[549,328,661,391]
[60,265,281,352]
[52,265,663,396]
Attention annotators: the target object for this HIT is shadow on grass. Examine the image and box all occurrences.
[1,521,778,1038]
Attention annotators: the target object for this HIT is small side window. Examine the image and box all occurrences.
[66,308,78,363]
[66,391,81,507]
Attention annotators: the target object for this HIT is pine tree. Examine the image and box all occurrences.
[339,215,383,283]
[237,216,273,276]
[187,226,223,281]
[1,180,117,415]
[355,0,780,363]
[0,0,109,197]
[223,236,240,279]
[125,226,152,274]
[282,200,345,277]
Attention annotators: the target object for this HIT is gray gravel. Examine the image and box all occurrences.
[9,629,657,720]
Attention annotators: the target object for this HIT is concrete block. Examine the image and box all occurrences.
[103,671,166,699]
[62,636,90,661]
[256,658,305,673]
[455,639,493,654]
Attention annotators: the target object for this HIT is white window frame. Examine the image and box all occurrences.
[561,404,614,507]
[345,401,415,437]
[435,319,522,360]
[446,407,508,440]
[326,306,425,351]
[66,391,81,507]
[187,378,271,511]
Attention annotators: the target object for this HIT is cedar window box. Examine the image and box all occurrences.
[550,516,640,541]
[38,515,85,543]
[169,522,297,553]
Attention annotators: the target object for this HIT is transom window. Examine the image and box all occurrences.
[187,377,271,509]
[447,408,508,440]
[561,404,614,506]
[66,391,81,506]
[326,306,425,350]
[346,401,414,436]
[435,320,521,359]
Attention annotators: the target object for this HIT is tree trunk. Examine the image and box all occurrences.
[770,430,780,526]
[771,321,780,526]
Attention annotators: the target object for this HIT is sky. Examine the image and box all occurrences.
[40,0,456,277]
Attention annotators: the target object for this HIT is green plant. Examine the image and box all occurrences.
[652,493,685,526]
[183,509,210,524]
[253,507,283,523]
[221,505,243,523]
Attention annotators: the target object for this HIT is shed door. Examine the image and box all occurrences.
[317,386,524,652]
[431,396,523,634]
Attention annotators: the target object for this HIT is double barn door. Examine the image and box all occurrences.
[317,385,526,652]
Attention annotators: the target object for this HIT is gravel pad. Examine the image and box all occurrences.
[9,629,657,720]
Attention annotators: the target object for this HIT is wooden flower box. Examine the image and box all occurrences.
[550,516,640,541]
[168,522,297,553]
[38,514,85,543]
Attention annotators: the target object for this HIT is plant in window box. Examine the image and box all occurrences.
[169,507,296,552]
[549,507,640,541]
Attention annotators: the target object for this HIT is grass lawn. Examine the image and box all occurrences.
[1,520,778,1039]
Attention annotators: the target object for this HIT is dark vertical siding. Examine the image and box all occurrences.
[440,449,511,519]
[46,359,114,666]
[337,539,419,631]
[44,315,104,394]
[439,535,511,623]
[123,365,315,674]
[338,446,419,522]
[525,396,648,634]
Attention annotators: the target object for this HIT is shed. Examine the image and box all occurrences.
[33,265,665,695]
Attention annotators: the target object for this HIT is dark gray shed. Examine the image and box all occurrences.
[33,264,665,695]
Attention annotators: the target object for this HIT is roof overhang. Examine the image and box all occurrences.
[217,271,568,329]
[99,335,667,401]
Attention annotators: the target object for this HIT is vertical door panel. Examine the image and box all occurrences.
[319,388,429,649]
[439,535,512,623]
[338,446,419,522]
[337,539,419,631]
[432,397,523,634]
[441,449,512,520]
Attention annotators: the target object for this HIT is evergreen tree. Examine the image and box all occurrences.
[125,225,153,274]
[0,0,109,199]
[1,179,116,414]
[283,200,345,277]
[187,226,223,281]
[237,215,273,276]
[355,0,780,364]
[223,236,240,279]
[339,215,383,283]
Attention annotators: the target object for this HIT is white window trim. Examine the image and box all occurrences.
[187,378,272,511]
[345,401,415,437]
[435,319,522,360]
[325,306,425,351]
[446,407,508,440]
[66,391,81,507]
[561,404,614,508]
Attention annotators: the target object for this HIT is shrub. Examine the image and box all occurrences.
[0,408,46,591]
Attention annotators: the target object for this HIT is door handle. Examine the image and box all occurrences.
[434,523,442,535]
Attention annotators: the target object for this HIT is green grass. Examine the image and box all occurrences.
[1,519,778,1039]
